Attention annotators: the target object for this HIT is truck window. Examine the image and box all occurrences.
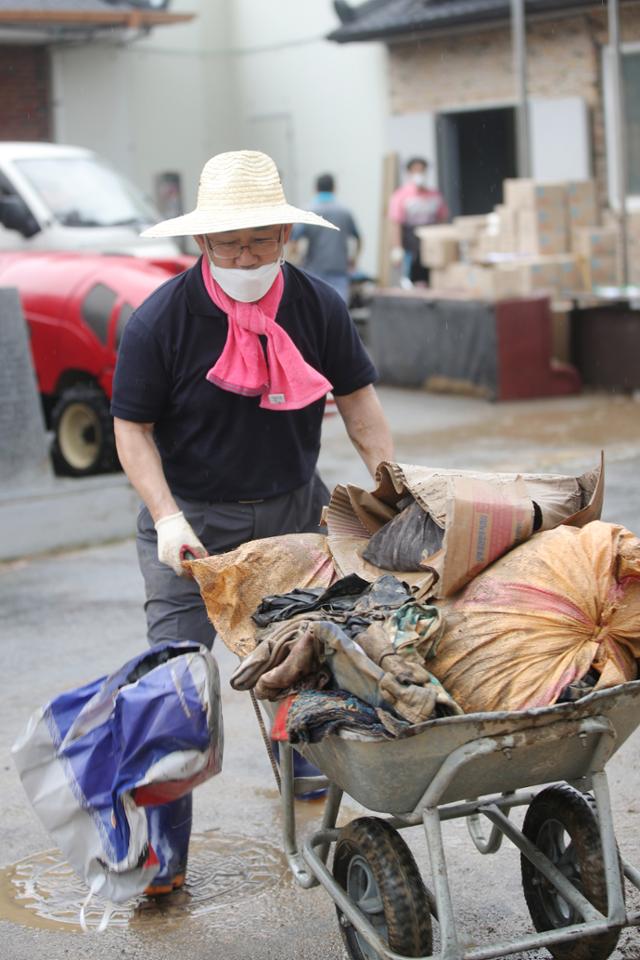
[14,156,158,228]
[116,302,134,349]
[82,284,118,345]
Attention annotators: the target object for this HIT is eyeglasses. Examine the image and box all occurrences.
[206,236,282,260]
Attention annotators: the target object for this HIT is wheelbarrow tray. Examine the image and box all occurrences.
[291,680,640,815]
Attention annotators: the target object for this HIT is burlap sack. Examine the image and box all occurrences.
[187,533,337,657]
[429,520,640,713]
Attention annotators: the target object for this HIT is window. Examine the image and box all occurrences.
[81,284,118,345]
[604,44,640,206]
[623,52,640,195]
[116,303,134,349]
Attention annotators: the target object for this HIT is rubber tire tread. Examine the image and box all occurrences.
[51,385,119,476]
[333,816,432,960]
[521,783,622,960]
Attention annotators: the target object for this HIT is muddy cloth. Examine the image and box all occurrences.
[286,688,411,743]
[231,612,461,724]
[252,573,372,628]
[230,618,330,700]
[362,496,445,571]
[253,574,414,641]
[556,668,599,703]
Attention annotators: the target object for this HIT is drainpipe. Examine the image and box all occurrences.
[511,0,531,177]
[607,0,629,286]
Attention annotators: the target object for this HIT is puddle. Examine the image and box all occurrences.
[0,831,289,933]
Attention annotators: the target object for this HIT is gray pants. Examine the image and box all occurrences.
[136,473,330,650]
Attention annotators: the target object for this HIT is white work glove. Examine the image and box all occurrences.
[155,511,207,577]
[390,246,405,266]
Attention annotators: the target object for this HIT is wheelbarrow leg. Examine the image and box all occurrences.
[279,741,341,888]
[591,769,627,926]
[423,807,463,960]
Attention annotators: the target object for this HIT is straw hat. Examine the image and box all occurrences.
[142,150,338,238]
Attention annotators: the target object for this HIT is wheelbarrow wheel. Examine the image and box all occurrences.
[521,784,623,960]
[333,816,432,960]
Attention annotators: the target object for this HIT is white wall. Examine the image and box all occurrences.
[50,0,387,273]
[51,0,234,216]
[227,1,388,274]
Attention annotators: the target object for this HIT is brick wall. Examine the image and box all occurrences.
[388,5,640,204]
[0,46,51,141]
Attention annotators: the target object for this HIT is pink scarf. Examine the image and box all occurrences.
[201,258,332,411]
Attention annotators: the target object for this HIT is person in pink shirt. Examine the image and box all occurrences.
[388,156,449,287]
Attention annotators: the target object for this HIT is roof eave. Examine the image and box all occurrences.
[327,0,606,44]
[0,10,195,29]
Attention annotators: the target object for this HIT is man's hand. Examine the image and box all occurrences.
[390,246,404,266]
[155,511,207,576]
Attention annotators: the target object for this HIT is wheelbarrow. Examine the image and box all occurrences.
[257,679,640,960]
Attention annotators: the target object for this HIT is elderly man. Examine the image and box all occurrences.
[111,149,394,892]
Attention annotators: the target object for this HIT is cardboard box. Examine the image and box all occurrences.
[555,255,583,295]
[429,268,450,290]
[496,204,519,235]
[504,178,566,211]
[518,220,568,256]
[579,254,620,289]
[496,259,557,296]
[416,225,460,268]
[565,181,597,223]
[452,215,489,240]
[572,226,618,258]
[519,206,567,232]
[442,262,523,299]
[565,181,598,228]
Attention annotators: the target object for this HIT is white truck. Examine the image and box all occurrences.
[0,141,180,257]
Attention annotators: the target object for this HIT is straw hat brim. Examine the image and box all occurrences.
[141,203,338,238]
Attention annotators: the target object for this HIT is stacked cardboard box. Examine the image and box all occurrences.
[416,224,460,268]
[420,177,628,299]
[572,226,620,288]
[430,262,523,300]
[566,180,599,231]
[503,179,568,255]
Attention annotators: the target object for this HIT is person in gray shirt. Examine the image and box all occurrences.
[290,173,361,302]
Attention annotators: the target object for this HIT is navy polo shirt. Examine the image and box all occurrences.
[111,259,377,502]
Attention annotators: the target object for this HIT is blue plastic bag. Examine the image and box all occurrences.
[12,641,223,907]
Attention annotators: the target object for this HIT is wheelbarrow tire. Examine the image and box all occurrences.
[521,783,623,960]
[333,816,432,960]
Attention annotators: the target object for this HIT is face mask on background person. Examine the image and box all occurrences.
[208,258,283,302]
[411,172,427,188]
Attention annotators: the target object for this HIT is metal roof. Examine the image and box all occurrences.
[329,0,625,42]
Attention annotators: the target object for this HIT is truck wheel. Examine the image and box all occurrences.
[333,817,432,960]
[521,784,623,960]
[51,385,118,476]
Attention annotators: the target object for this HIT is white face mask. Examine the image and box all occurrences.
[411,172,427,187]
[208,258,282,302]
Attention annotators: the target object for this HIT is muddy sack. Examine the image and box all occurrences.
[429,521,640,713]
[11,641,223,909]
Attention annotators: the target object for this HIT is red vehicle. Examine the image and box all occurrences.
[0,251,194,476]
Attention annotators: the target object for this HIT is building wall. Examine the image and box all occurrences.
[0,46,50,141]
[50,0,233,221]
[387,5,640,204]
[46,0,387,273]
[226,0,388,274]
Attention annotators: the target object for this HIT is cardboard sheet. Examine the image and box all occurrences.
[326,455,604,598]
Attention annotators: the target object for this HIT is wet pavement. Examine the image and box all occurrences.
[1,385,639,959]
